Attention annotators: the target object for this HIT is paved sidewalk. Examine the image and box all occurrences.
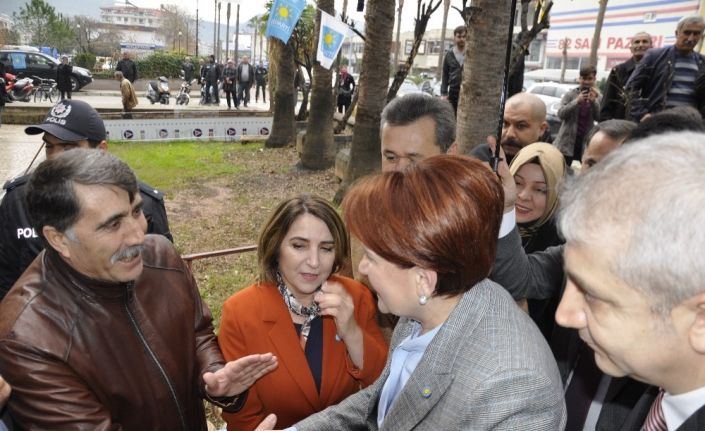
[0,124,45,185]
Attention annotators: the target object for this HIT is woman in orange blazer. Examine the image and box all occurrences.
[219,194,388,431]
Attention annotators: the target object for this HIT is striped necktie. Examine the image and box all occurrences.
[642,389,667,431]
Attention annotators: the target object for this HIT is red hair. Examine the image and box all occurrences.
[343,155,504,296]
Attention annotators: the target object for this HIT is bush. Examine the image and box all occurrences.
[74,52,96,70]
[135,52,197,79]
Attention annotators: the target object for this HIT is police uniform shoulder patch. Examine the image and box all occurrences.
[3,175,30,192]
[137,181,164,201]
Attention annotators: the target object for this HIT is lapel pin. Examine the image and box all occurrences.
[421,387,432,398]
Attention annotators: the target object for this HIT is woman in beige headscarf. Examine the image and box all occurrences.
[509,142,566,338]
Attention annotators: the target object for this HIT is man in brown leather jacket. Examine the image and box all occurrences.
[0,149,278,430]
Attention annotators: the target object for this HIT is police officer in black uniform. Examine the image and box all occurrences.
[0,100,173,298]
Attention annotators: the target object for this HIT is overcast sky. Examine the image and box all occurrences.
[134,0,466,34]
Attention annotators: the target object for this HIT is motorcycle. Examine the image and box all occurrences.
[175,72,197,106]
[3,72,35,103]
[146,76,170,105]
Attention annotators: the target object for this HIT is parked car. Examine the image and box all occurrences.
[526,82,576,135]
[0,50,93,92]
[389,78,430,98]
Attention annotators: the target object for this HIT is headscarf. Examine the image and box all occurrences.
[509,142,566,236]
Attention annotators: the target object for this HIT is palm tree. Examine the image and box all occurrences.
[456,0,514,153]
[436,0,451,80]
[301,0,336,169]
[336,0,395,201]
[590,0,608,67]
[265,37,298,148]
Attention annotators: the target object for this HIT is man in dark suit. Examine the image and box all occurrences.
[600,32,652,121]
[555,132,705,430]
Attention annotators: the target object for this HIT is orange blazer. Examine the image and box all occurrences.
[218,274,388,431]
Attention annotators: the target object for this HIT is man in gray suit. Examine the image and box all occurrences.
[556,133,705,430]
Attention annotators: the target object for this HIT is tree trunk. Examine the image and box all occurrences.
[301,0,336,169]
[589,0,608,68]
[336,0,395,202]
[266,38,297,148]
[436,0,451,80]
[393,0,404,70]
[456,0,513,154]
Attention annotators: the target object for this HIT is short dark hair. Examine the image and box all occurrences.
[626,107,705,142]
[257,194,349,284]
[579,64,597,78]
[453,25,467,36]
[585,119,637,149]
[343,155,504,298]
[26,149,137,237]
[380,94,456,153]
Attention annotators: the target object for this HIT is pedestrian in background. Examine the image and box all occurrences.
[115,52,137,84]
[116,70,137,119]
[0,61,5,128]
[182,56,195,82]
[441,25,466,113]
[336,65,355,113]
[223,59,238,110]
[201,55,221,105]
[56,55,73,100]
[237,55,255,108]
[255,60,268,103]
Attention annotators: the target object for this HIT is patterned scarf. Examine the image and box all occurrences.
[276,272,320,350]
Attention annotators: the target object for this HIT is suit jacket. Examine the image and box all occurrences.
[295,279,567,430]
[218,275,388,431]
[600,57,637,121]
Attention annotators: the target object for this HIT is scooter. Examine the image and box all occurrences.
[146,76,170,105]
[176,72,197,106]
[3,72,34,103]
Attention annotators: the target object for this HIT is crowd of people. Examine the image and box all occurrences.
[0,12,704,431]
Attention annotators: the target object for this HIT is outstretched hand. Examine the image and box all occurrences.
[254,414,279,431]
[203,353,278,398]
[486,135,516,213]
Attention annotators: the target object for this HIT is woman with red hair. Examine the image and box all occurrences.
[263,155,566,430]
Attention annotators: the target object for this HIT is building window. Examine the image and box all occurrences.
[528,39,541,63]
[545,56,585,69]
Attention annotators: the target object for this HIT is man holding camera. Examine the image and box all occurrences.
[553,65,601,165]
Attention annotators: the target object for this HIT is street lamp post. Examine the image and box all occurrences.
[213,0,217,56]
[225,1,231,62]
[196,0,199,57]
[217,1,222,62]
[234,1,240,63]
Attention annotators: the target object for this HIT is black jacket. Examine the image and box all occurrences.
[600,57,637,121]
[56,63,73,92]
[182,62,195,82]
[255,66,268,85]
[0,175,173,297]
[441,49,463,96]
[237,63,255,85]
[116,58,138,83]
[201,62,220,84]
[626,45,705,120]
[222,66,237,90]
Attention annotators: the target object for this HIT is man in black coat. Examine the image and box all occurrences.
[0,100,172,298]
[115,52,137,83]
[440,25,466,114]
[201,55,220,105]
[600,32,652,121]
[56,55,73,100]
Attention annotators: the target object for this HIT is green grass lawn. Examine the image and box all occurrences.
[109,140,263,192]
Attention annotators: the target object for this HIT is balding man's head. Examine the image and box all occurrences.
[501,93,548,159]
[630,32,653,60]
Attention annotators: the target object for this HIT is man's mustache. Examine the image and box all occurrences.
[110,245,145,264]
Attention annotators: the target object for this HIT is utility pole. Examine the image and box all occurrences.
[225,1,231,61]
[217,1,222,61]
[213,0,217,56]
[234,2,240,62]
[393,0,404,71]
[196,0,199,57]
